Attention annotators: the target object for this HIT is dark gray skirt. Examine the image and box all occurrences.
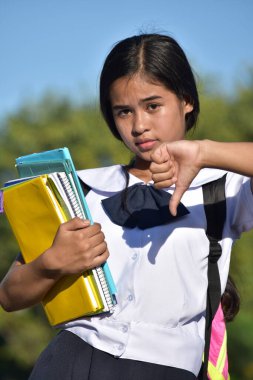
[29,330,196,380]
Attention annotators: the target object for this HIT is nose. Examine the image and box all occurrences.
[132,111,149,135]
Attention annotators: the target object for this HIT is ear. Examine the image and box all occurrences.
[183,101,194,115]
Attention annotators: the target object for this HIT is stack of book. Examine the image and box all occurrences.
[1,147,116,326]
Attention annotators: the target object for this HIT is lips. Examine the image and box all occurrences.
[135,139,157,151]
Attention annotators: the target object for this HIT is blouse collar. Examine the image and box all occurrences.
[77,165,227,193]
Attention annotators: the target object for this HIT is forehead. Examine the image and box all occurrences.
[109,73,169,102]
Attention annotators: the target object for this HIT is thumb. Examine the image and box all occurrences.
[169,187,186,216]
[64,217,90,230]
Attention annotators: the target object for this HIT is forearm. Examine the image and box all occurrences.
[0,253,61,312]
[199,140,253,178]
[0,220,109,312]
[150,140,253,215]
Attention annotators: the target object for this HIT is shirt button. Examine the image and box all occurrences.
[128,294,133,301]
[118,343,124,350]
[132,253,138,260]
[122,325,128,333]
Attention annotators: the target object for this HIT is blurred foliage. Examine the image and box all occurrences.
[0,72,253,379]
[0,307,54,380]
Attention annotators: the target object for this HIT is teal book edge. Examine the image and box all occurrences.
[15,147,117,296]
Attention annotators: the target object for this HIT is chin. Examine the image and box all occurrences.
[135,154,152,166]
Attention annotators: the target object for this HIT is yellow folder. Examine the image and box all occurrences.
[3,175,104,326]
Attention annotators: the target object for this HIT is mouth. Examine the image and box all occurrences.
[135,139,157,151]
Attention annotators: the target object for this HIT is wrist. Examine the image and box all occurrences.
[197,139,212,169]
[37,248,63,281]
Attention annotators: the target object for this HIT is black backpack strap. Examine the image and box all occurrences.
[201,174,227,380]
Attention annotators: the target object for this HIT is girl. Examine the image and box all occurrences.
[0,33,253,380]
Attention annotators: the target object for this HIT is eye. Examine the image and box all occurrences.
[115,108,132,118]
[147,103,161,111]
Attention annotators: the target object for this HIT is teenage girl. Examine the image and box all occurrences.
[0,33,253,380]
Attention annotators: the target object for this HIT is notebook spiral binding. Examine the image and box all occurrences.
[57,173,84,219]
[95,266,114,312]
[57,172,115,313]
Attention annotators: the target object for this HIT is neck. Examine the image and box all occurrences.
[127,158,153,183]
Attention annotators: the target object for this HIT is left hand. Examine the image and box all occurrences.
[150,140,202,216]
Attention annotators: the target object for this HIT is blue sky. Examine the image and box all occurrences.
[1,0,253,119]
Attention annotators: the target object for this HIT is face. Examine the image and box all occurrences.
[110,74,193,169]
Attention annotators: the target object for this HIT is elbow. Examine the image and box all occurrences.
[0,287,39,312]
[0,298,22,313]
[0,289,18,312]
[0,300,13,313]
[1,303,16,313]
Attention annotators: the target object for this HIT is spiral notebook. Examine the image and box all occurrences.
[3,174,105,325]
[2,147,117,325]
[16,148,116,295]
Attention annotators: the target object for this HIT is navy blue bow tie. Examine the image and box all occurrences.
[102,183,189,229]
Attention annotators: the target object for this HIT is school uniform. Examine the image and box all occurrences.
[29,165,253,380]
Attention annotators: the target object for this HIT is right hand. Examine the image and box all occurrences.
[42,217,109,278]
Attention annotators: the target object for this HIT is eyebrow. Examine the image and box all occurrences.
[112,95,163,110]
[142,95,163,102]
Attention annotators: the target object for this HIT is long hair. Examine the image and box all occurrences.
[222,276,240,322]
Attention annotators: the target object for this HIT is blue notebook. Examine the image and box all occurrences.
[16,147,117,298]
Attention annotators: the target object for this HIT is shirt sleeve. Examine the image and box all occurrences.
[225,172,253,238]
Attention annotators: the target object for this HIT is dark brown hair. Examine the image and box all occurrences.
[222,276,240,322]
[100,33,200,140]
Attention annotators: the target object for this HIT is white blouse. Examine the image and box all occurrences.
[61,165,253,376]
